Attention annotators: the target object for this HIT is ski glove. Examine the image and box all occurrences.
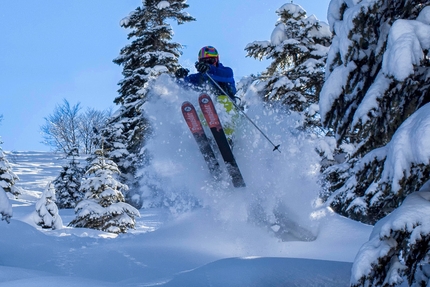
[175,68,189,78]
[195,61,210,73]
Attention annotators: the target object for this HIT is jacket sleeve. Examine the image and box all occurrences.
[207,64,234,84]
[182,64,237,96]
[207,64,237,95]
[183,73,199,85]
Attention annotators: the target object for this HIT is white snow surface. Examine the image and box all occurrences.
[1,151,371,286]
[1,76,374,286]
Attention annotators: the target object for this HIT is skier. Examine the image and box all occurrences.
[176,46,239,144]
[175,46,237,100]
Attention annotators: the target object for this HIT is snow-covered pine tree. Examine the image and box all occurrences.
[0,144,21,197]
[101,0,195,207]
[68,149,140,233]
[52,147,84,209]
[351,182,430,287]
[0,136,13,223]
[245,3,331,131]
[319,1,430,224]
[0,121,13,223]
[34,183,63,230]
[0,187,12,223]
[0,130,13,223]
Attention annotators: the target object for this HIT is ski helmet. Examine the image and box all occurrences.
[198,46,219,60]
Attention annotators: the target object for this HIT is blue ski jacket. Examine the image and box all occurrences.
[184,63,237,99]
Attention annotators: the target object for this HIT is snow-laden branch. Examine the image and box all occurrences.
[383,13,430,81]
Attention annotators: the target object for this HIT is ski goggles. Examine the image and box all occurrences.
[199,57,217,65]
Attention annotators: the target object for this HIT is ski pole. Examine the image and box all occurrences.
[205,72,281,153]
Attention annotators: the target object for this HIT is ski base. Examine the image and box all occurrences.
[181,101,221,178]
[198,93,246,188]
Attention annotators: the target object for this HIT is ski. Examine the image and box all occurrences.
[181,101,221,177]
[198,93,246,188]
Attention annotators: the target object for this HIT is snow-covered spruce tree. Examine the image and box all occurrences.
[0,132,13,222]
[0,124,12,223]
[351,182,430,287]
[52,148,84,209]
[0,145,21,197]
[101,0,195,207]
[0,187,12,223]
[245,3,331,131]
[68,150,140,233]
[319,1,430,224]
[0,125,12,223]
[34,183,63,230]
[349,103,430,286]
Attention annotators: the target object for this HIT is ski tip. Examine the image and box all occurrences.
[198,93,210,99]
[198,93,211,103]
[273,145,281,153]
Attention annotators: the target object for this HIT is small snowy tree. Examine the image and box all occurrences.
[245,3,331,131]
[101,0,195,207]
[0,134,14,223]
[52,148,85,209]
[319,1,430,224]
[68,150,140,233]
[0,145,21,197]
[0,187,12,223]
[34,183,63,230]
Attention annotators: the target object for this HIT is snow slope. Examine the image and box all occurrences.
[2,191,370,286]
[1,154,371,286]
[1,76,373,286]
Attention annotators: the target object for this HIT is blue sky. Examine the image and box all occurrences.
[0,0,330,151]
